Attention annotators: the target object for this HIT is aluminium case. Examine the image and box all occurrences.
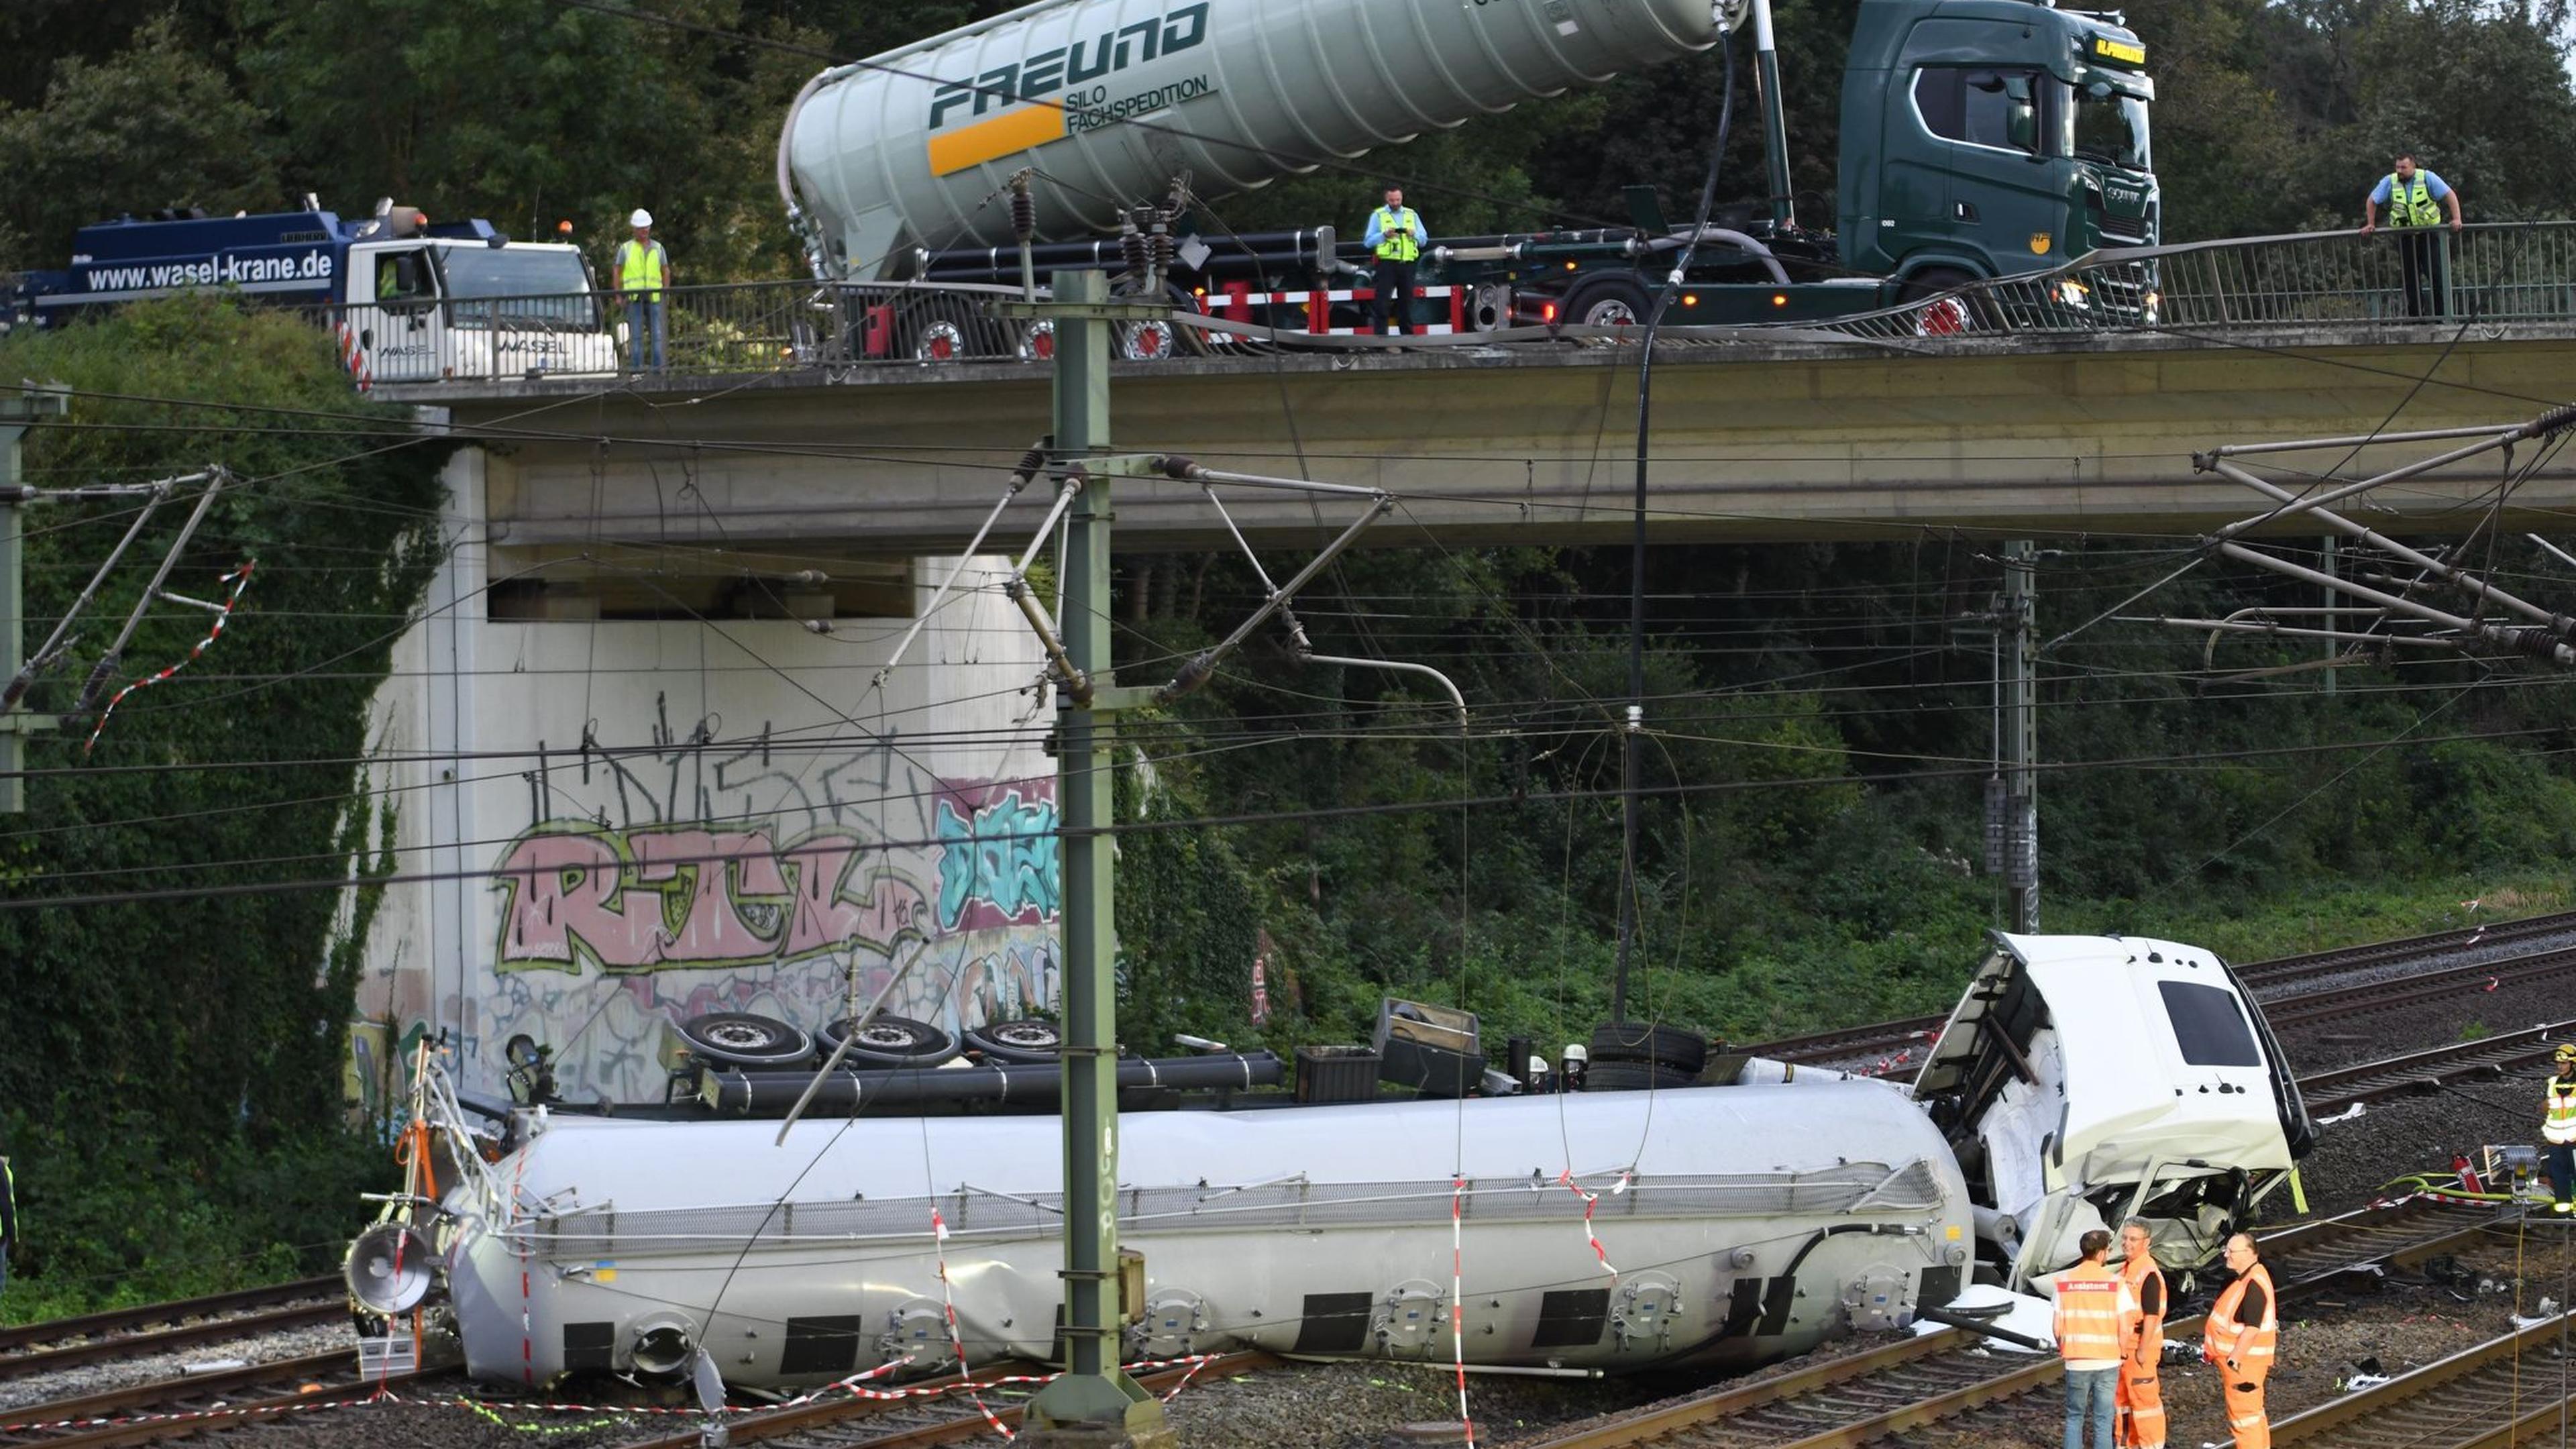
[782,0,1726,279]
[442,1081,1969,1387]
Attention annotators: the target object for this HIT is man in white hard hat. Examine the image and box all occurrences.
[614,208,672,371]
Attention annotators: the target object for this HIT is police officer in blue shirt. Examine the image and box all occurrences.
[2361,154,2462,318]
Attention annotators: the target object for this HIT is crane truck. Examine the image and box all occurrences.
[6,199,616,382]
[777,0,2157,356]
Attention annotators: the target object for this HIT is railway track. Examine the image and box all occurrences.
[0,1350,427,1448]
[1515,1197,2504,1449]
[0,1278,346,1381]
[610,1351,1279,1449]
[2268,1306,2576,1446]
[2302,1018,2576,1116]
[1748,908,2576,1069]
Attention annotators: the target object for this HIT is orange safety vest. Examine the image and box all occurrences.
[2204,1262,2278,1376]
[2119,1250,2167,1354]
[2052,1260,2137,1362]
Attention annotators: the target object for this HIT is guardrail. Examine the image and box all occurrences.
[327,221,2576,388]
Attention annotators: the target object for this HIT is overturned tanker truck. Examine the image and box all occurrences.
[350,933,2310,1391]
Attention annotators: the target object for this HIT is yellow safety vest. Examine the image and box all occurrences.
[1373,207,1421,263]
[618,239,667,301]
[2544,1075,2576,1144]
[2385,174,2442,229]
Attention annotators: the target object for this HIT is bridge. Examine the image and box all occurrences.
[376,225,2576,596]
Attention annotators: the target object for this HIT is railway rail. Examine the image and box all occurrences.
[0,1350,426,1449]
[610,1350,1279,1449]
[2269,1306,2576,1446]
[1748,909,2576,1072]
[2303,1018,2576,1117]
[0,1278,345,1380]
[1514,1197,2504,1449]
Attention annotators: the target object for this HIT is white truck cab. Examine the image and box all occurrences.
[1913,933,2315,1293]
[346,235,617,383]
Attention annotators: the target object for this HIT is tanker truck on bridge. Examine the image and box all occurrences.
[349,934,2312,1393]
[777,0,2157,351]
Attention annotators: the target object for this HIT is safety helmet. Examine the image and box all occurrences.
[2557,1041,2576,1067]
[629,208,653,228]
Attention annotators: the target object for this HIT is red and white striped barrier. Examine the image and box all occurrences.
[333,319,373,391]
[1205,282,1467,336]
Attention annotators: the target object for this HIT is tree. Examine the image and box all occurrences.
[0,15,278,272]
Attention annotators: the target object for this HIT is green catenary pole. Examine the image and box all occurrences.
[1022,268,1175,1448]
[0,386,70,814]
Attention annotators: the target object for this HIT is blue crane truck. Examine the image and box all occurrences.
[7,199,616,382]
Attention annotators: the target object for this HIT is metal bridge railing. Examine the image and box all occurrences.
[1797,220,2576,343]
[325,222,2576,388]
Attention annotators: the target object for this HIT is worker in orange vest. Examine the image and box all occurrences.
[2053,1228,2140,1449]
[2116,1218,2167,1449]
[2204,1232,2277,1449]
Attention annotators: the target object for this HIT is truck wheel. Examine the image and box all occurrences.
[1589,1021,1709,1075]
[824,1014,962,1069]
[1584,1060,1696,1092]
[677,1012,814,1068]
[1565,276,1655,329]
[1901,267,1988,333]
[897,293,1006,364]
[964,1018,1062,1065]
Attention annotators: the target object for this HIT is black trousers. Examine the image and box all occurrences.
[2546,1142,2575,1205]
[2394,230,2445,318]
[1372,258,1417,335]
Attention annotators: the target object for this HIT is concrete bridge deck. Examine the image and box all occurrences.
[395,323,2576,568]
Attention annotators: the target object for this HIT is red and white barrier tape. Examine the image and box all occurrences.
[1557,1167,1628,1278]
[931,1206,1015,1441]
[83,560,254,755]
[1450,1177,1479,1449]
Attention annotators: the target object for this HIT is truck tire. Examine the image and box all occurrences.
[896,293,1007,364]
[964,1018,1062,1065]
[1584,1060,1697,1092]
[1564,275,1655,329]
[1900,266,1989,333]
[676,1012,814,1068]
[823,1014,962,1069]
[1589,1021,1709,1075]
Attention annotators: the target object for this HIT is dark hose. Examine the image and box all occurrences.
[1917,1303,2054,1352]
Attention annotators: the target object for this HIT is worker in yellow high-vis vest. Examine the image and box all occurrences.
[616,208,673,371]
[1364,182,1425,337]
[2359,154,2460,319]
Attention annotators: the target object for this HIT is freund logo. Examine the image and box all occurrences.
[928,3,1210,129]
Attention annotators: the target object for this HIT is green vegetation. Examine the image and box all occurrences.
[0,299,445,1322]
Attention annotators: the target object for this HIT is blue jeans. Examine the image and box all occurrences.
[2064,1364,2116,1448]
[626,299,666,370]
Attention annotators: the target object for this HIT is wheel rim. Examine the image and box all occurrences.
[855,1022,924,1050]
[988,1022,1059,1049]
[1917,298,1970,336]
[704,1020,782,1051]
[917,320,964,362]
[1020,320,1055,362]
[1122,321,1173,360]
[1582,299,1641,327]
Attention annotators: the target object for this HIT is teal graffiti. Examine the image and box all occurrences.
[936,792,1061,930]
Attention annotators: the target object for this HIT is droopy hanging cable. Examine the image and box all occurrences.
[1612,23,1736,1022]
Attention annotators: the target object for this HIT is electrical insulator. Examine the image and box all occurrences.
[1010,177,1037,244]
[1119,217,1148,278]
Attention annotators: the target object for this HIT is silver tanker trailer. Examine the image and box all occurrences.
[348,933,2310,1391]
[777,0,1726,278]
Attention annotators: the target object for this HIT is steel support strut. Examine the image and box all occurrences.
[1022,270,1175,1448]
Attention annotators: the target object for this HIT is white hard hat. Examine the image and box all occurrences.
[629,208,653,228]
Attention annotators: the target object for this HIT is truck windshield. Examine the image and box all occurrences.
[2070,86,2151,170]
[439,247,595,329]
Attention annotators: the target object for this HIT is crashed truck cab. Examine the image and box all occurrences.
[1913,932,2315,1294]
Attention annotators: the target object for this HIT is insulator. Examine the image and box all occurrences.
[1010,184,1036,244]
[1119,219,1149,277]
[1151,228,1176,272]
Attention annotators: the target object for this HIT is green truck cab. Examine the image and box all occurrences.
[1840,0,2155,296]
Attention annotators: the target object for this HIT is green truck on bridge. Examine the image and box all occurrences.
[784,0,2158,352]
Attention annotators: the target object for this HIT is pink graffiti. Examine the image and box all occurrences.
[495,826,932,973]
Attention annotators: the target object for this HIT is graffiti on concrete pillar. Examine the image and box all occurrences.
[934,786,1062,931]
